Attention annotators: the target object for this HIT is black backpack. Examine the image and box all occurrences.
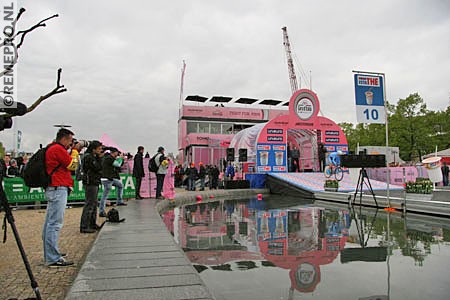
[107,208,125,223]
[23,144,60,188]
[148,154,159,173]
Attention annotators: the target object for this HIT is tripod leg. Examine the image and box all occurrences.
[351,169,363,206]
[0,185,42,300]
[362,169,378,207]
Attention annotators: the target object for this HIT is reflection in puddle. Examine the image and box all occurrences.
[162,197,450,300]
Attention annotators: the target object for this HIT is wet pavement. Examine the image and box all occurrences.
[65,198,214,300]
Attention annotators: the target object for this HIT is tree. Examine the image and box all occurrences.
[340,93,449,162]
[0,8,66,126]
[389,93,431,161]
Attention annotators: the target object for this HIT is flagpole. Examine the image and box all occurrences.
[383,73,390,207]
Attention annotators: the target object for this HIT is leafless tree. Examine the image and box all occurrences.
[0,8,66,119]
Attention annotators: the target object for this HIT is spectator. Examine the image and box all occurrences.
[318,143,327,172]
[133,146,145,199]
[99,148,126,218]
[186,163,198,191]
[198,162,206,191]
[4,153,11,167]
[43,128,81,267]
[291,146,300,172]
[174,164,184,187]
[225,163,235,180]
[210,165,220,189]
[442,162,449,186]
[80,141,104,233]
[0,155,7,180]
[144,151,150,158]
[6,159,20,177]
[155,146,168,199]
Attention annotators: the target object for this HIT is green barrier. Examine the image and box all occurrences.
[3,174,136,203]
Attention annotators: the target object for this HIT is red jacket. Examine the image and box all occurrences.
[45,142,73,187]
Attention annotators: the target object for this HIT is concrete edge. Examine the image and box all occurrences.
[156,188,269,214]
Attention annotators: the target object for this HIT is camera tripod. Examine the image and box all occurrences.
[1,183,42,300]
[349,167,379,208]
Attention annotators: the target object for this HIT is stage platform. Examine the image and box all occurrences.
[268,172,404,193]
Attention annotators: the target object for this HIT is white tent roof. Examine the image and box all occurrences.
[229,123,267,159]
[423,148,450,158]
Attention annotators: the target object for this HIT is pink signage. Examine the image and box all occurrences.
[257,90,347,147]
[256,89,348,173]
[183,106,271,121]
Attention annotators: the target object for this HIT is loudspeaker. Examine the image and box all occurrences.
[238,148,247,162]
[226,148,235,161]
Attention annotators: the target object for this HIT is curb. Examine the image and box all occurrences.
[155,188,268,213]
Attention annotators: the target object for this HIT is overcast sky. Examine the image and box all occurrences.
[2,0,449,154]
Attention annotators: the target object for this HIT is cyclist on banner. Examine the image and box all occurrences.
[327,151,342,167]
[324,150,344,181]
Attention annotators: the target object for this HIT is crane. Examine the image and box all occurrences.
[282,26,299,95]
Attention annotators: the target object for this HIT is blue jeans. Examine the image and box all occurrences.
[100,178,123,214]
[42,186,68,265]
[188,177,195,191]
[200,177,205,190]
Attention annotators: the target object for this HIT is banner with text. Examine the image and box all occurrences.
[3,174,136,203]
[354,74,386,124]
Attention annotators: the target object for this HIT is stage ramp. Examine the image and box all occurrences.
[267,172,403,199]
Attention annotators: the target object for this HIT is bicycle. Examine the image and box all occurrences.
[324,164,344,181]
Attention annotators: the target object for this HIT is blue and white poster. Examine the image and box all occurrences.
[354,74,386,124]
[256,144,287,173]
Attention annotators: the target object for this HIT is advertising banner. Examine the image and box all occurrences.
[256,144,287,173]
[4,174,136,203]
[257,209,288,241]
[354,74,386,124]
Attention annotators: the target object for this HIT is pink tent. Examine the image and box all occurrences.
[99,133,125,153]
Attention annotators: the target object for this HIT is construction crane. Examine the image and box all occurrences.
[282,26,299,95]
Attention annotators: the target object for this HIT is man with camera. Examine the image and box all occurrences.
[99,147,126,217]
[43,128,82,267]
[80,140,104,233]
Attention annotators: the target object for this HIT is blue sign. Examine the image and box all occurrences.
[256,143,287,173]
[354,74,386,124]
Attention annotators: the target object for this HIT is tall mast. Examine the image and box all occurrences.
[282,26,299,95]
[178,60,186,120]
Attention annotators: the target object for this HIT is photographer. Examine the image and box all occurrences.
[43,128,81,267]
[99,147,126,217]
[80,141,104,233]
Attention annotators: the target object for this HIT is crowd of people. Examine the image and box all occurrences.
[174,163,220,191]
[0,153,29,178]
[0,128,171,268]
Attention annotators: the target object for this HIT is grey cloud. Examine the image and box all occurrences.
[3,0,448,154]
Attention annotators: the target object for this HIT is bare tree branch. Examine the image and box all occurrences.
[16,14,59,49]
[0,9,59,78]
[1,68,67,118]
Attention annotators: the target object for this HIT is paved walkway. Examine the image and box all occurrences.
[65,198,214,300]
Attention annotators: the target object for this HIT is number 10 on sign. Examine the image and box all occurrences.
[356,105,386,124]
